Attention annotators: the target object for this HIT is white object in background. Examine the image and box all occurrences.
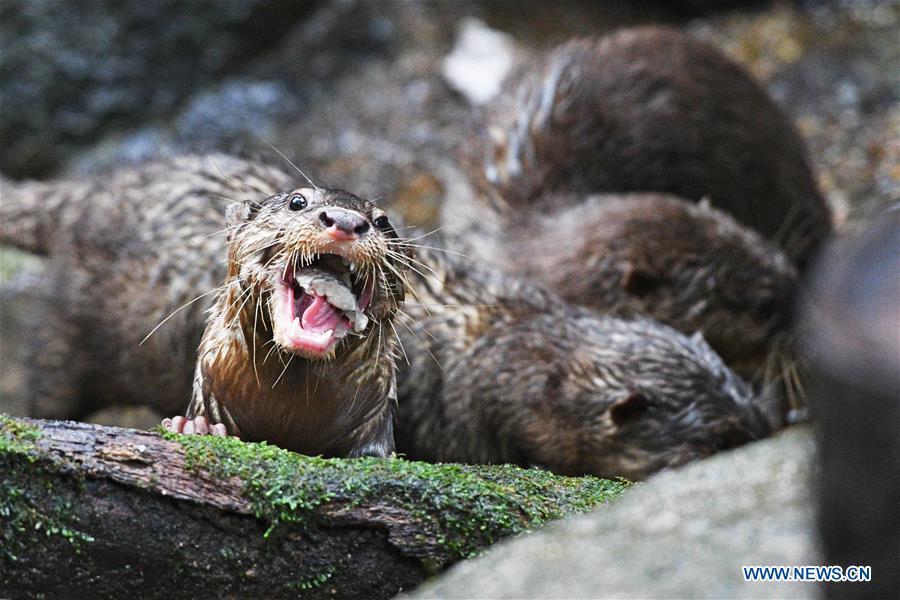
[442,18,516,106]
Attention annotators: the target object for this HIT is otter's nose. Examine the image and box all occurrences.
[319,208,370,240]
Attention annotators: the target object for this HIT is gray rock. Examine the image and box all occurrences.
[174,79,302,147]
[71,79,302,174]
[410,427,819,599]
[0,0,311,177]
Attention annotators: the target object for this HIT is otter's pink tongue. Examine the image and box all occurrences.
[300,294,342,331]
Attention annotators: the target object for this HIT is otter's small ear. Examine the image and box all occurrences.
[226,201,252,228]
[609,392,650,427]
[225,201,253,241]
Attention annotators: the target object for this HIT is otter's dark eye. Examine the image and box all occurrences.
[752,296,778,321]
[288,194,307,211]
[374,215,390,230]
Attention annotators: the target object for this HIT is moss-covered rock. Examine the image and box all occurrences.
[0,415,94,563]
[168,431,629,559]
[1,417,629,599]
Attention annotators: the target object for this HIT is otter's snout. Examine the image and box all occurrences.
[319,208,370,240]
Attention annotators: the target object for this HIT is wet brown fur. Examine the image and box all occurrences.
[0,27,816,468]
[186,186,409,456]
[395,245,776,480]
[501,193,799,377]
[456,27,832,270]
[0,155,291,419]
[1,154,778,474]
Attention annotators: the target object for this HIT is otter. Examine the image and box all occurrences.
[164,186,409,457]
[395,246,777,480]
[498,193,799,378]
[1,155,409,457]
[456,27,832,271]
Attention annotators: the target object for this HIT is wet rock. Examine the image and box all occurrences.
[71,79,303,173]
[240,1,473,228]
[64,1,474,232]
[409,427,819,599]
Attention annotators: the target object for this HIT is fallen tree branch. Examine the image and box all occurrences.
[0,416,627,599]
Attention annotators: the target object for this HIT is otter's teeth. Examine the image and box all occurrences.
[291,264,370,334]
[352,313,369,333]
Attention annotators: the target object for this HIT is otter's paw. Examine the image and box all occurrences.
[162,415,229,437]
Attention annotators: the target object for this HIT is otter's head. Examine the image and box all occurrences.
[577,328,779,481]
[668,202,800,379]
[516,194,800,380]
[223,187,410,359]
[470,312,776,481]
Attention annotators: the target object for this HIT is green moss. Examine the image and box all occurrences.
[164,432,629,561]
[0,414,41,455]
[294,563,336,591]
[0,246,42,284]
[0,414,94,562]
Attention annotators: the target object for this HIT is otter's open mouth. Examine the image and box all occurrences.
[273,254,374,356]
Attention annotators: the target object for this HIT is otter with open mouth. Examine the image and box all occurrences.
[163,186,409,458]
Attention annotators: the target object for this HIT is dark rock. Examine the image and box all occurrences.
[803,209,900,599]
[0,0,313,178]
[61,1,473,233]
[70,79,302,173]
[174,80,302,146]
[693,2,900,228]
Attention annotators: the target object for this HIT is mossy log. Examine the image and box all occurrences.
[0,416,627,599]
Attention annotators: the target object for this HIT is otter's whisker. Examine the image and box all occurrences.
[380,259,431,317]
[396,308,441,344]
[209,155,276,196]
[262,341,281,367]
[402,225,447,243]
[393,242,471,259]
[394,312,446,374]
[140,287,222,345]
[251,291,264,388]
[256,135,319,191]
[272,353,295,389]
[403,301,501,310]
[387,319,410,367]
[385,249,443,281]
